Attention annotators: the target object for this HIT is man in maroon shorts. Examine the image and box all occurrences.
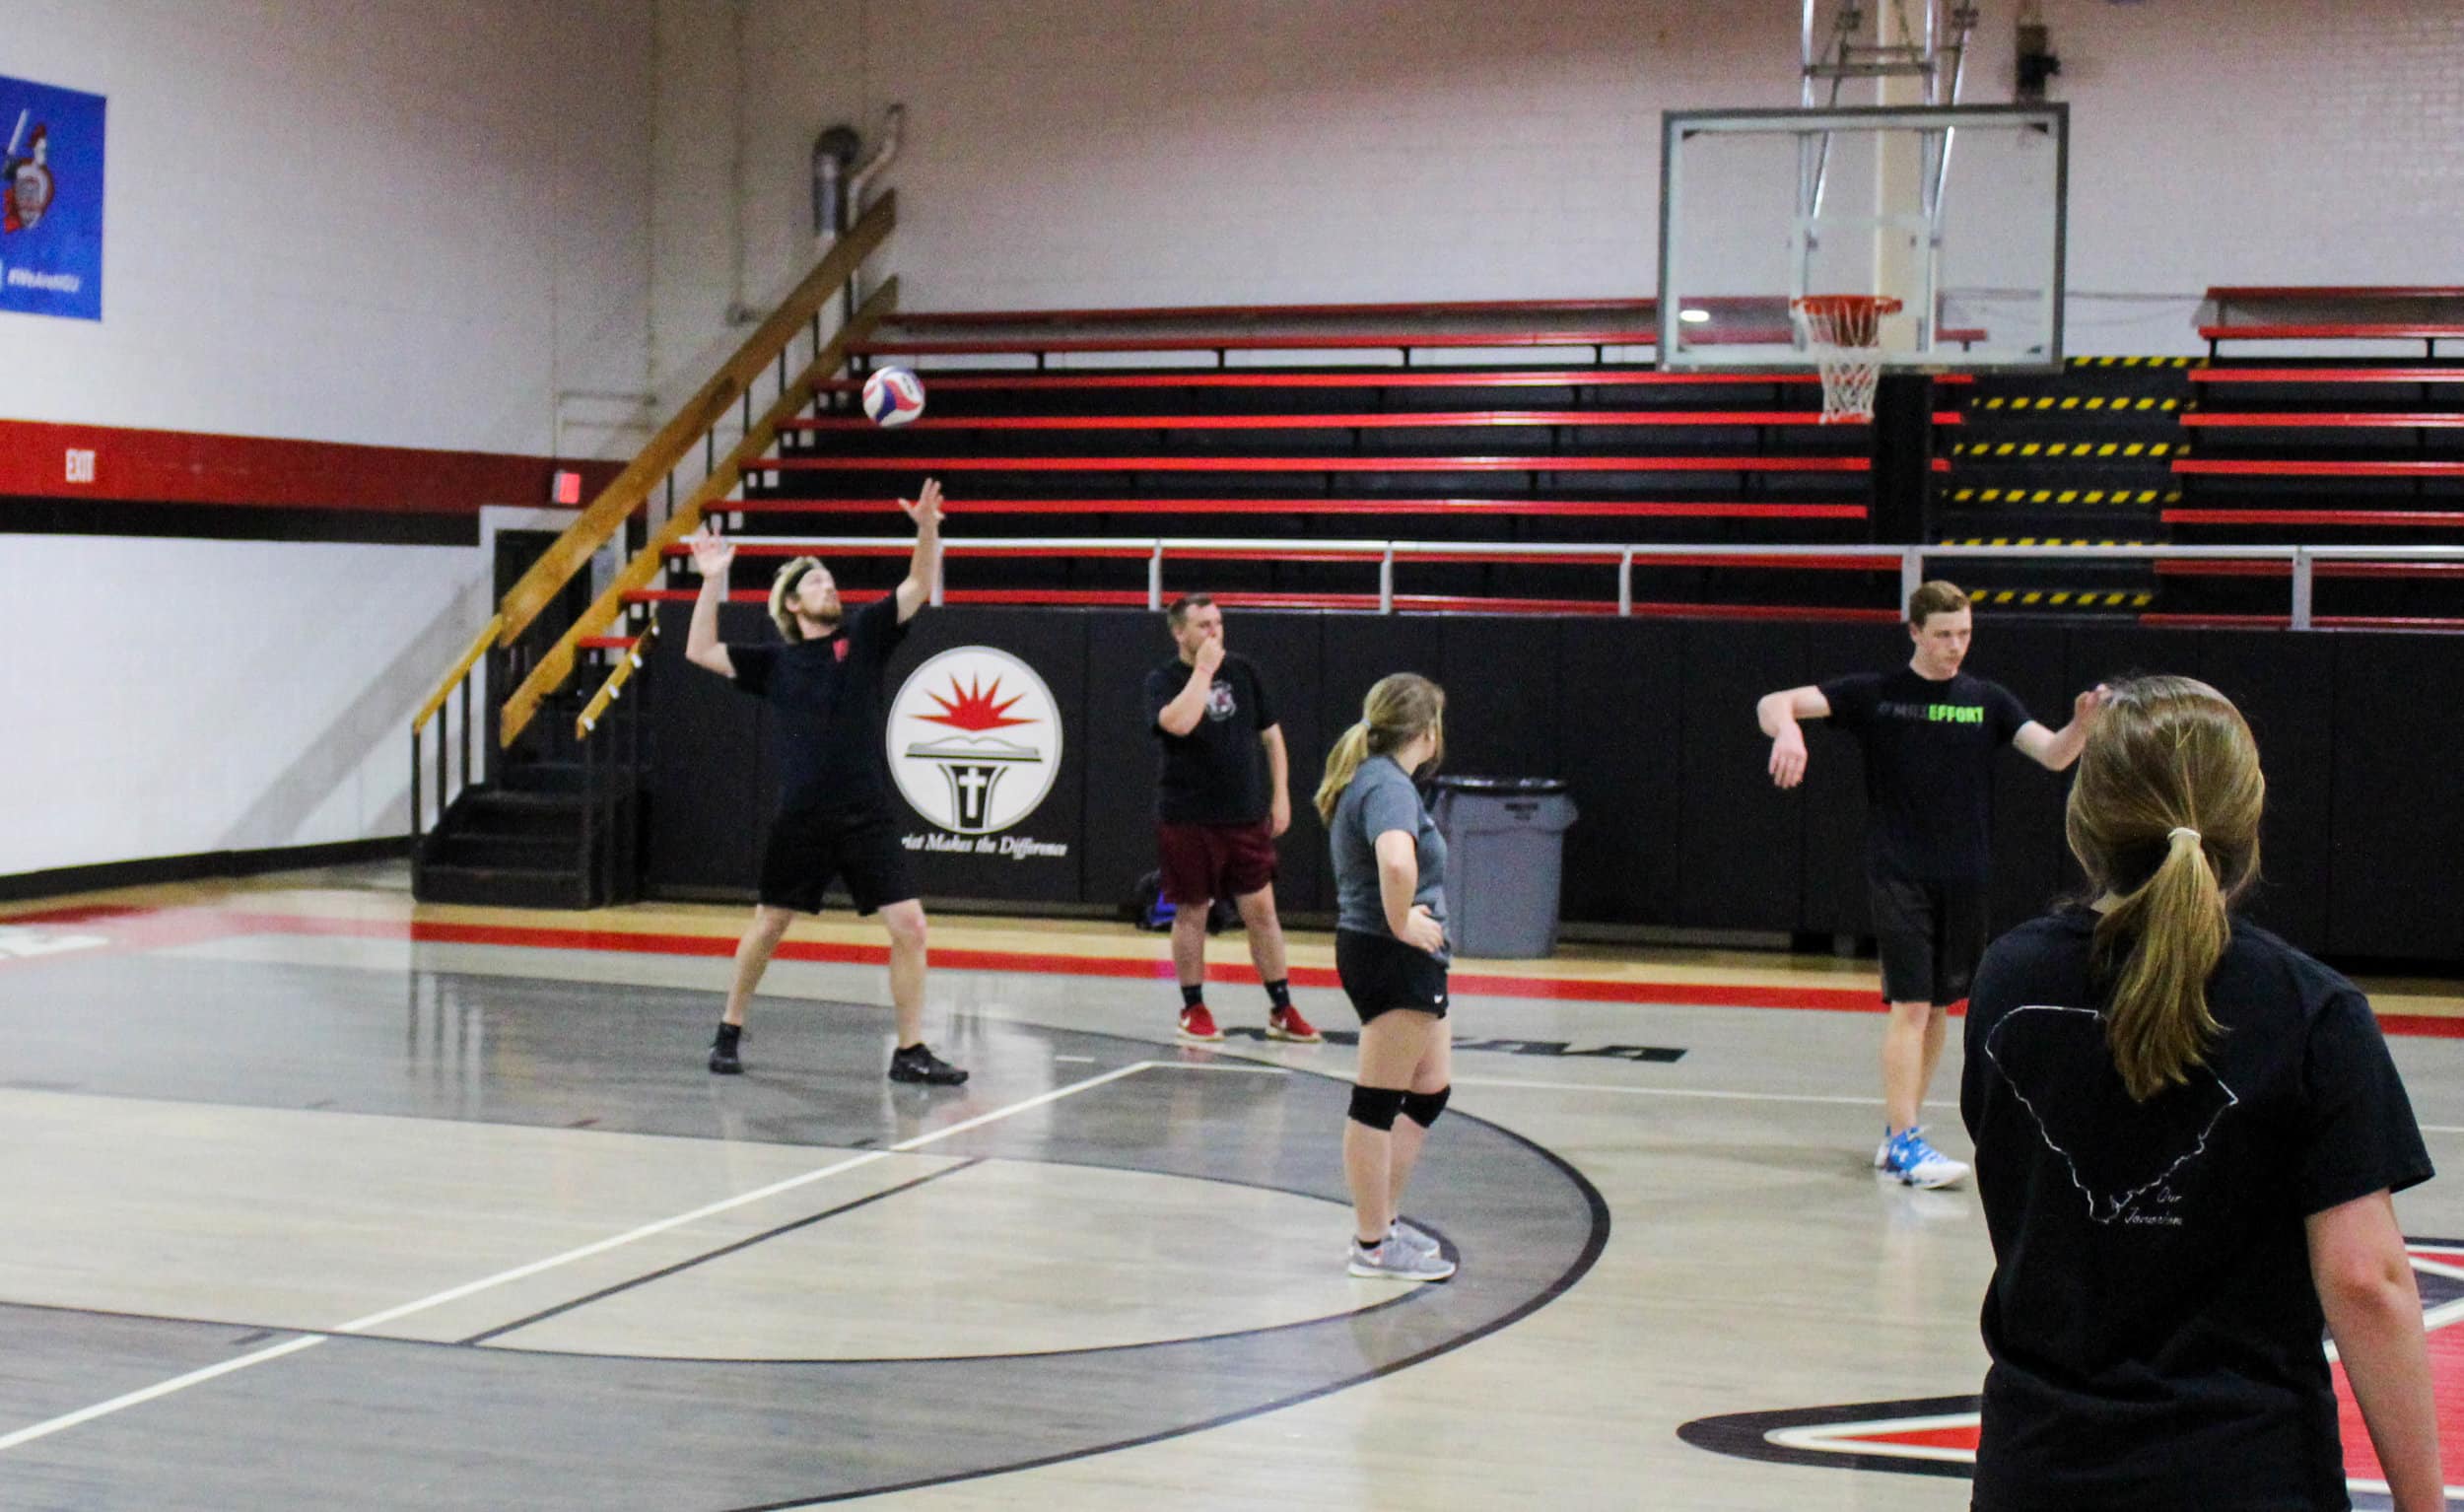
[1144,594,1319,1044]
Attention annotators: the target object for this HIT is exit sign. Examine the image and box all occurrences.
[64,448,96,484]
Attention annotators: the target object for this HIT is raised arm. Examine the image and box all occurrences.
[2012,685,2107,771]
[893,477,944,623]
[1261,724,1291,837]
[1375,830,1446,955]
[1154,631,1225,737]
[683,526,736,679]
[2309,1191,2446,1512]
[1756,684,1832,790]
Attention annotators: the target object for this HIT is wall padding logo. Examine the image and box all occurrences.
[886,647,1062,835]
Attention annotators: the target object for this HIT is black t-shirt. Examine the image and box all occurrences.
[1962,909,2434,1512]
[1818,666,2031,882]
[727,597,909,818]
[1144,653,1279,825]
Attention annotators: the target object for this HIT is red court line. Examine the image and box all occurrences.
[17,906,2464,1034]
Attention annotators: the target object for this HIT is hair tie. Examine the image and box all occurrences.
[2167,826,2201,845]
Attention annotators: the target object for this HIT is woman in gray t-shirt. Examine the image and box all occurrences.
[1314,673,1456,1283]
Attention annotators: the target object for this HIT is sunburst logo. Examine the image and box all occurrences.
[918,674,1037,735]
[887,648,1062,835]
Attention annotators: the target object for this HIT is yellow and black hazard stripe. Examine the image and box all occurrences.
[2064,356,2199,369]
[1944,488,2181,506]
[1968,588,2156,608]
[1937,538,2154,548]
[1971,394,2183,412]
[1951,440,2181,458]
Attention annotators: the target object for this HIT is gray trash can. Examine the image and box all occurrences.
[1430,777,1579,959]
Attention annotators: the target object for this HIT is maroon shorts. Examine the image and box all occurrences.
[1157,820,1277,906]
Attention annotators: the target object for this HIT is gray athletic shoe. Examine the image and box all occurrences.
[1388,1218,1443,1262]
[1348,1238,1457,1282]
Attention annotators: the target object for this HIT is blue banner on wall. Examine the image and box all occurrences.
[0,75,105,322]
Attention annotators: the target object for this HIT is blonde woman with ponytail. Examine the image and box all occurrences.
[1962,675,2441,1512]
[1319,673,1457,1282]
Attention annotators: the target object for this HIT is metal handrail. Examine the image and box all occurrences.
[683,535,2464,629]
[413,614,501,735]
[495,270,901,746]
[575,623,657,740]
[493,193,897,651]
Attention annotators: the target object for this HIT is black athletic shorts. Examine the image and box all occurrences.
[1870,873,1988,1007]
[1335,928,1450,1022]
[758,808,916,916]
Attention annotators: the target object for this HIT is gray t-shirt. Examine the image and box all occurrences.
[1331,753,1449,960]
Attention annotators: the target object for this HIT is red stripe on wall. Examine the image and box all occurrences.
[0,420,623,515]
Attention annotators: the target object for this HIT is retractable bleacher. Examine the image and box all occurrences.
[2166,287,2464,623]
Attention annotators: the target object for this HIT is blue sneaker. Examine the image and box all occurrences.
[1881,1126,1969,1190]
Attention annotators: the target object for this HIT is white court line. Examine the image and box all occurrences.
[1451,1075,1952,1110]
[0,1061,1153,1454]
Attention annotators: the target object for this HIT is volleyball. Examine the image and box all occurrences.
[861,366,926,427]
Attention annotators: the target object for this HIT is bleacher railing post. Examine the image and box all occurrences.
[1618,549,1634,616]
[2291,548,2315,631]
[410,728,423,849]
[1899,548,1924,612]
[1379,547,1396,613]
[1147,545,1164,612]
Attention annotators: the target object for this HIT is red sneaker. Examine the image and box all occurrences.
[1266,1004,1324,1044]
[1177,1004,1222,1042]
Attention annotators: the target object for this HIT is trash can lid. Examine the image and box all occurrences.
[1432,776,1569,795]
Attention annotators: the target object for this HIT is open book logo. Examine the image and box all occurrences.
[887,648,1062,835]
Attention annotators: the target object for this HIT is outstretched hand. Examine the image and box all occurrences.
[2073,683,2110,727]
[687,525,735,579]
[899,476,945,529]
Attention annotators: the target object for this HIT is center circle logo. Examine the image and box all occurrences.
[886,646,1063,835]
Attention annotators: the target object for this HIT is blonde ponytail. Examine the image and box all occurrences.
[2063,675,2265,1102]
[2095,826,2230,1101]
[1314,722,1375,824]
[1314,673,1447,824]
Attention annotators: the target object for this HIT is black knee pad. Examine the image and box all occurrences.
[1348,1084,1406,1131]
[1400,1085,1452,1129]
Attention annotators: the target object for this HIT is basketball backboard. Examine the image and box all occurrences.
[1658,103,2068,373]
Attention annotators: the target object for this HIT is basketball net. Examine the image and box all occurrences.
[1791,295,1902,424]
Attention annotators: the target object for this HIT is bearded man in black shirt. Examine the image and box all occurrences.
[1757,580,2101,1188]
[681,478,966,1086]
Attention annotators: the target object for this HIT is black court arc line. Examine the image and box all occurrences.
[718,1093,1614,1512]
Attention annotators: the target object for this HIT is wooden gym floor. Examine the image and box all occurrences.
[3,866,2459,1510]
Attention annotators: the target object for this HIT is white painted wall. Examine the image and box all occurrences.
[652,0,2464,364]
[3,0,654,879]
[1,537,485,875]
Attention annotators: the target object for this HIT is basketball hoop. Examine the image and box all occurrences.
[1792,294,1902,424]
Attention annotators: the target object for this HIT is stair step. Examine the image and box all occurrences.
[428,832,578,870]
[413,862,589,909]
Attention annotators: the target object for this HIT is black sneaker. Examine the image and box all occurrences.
[709,1023,743,1075]
[888,1043,968,1085]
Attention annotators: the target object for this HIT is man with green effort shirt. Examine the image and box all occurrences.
[1756,581,2104,1190]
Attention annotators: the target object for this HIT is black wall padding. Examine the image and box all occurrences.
[638,606,2462,965]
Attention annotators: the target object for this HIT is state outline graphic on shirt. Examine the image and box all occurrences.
[1983,1003,2241,1226]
